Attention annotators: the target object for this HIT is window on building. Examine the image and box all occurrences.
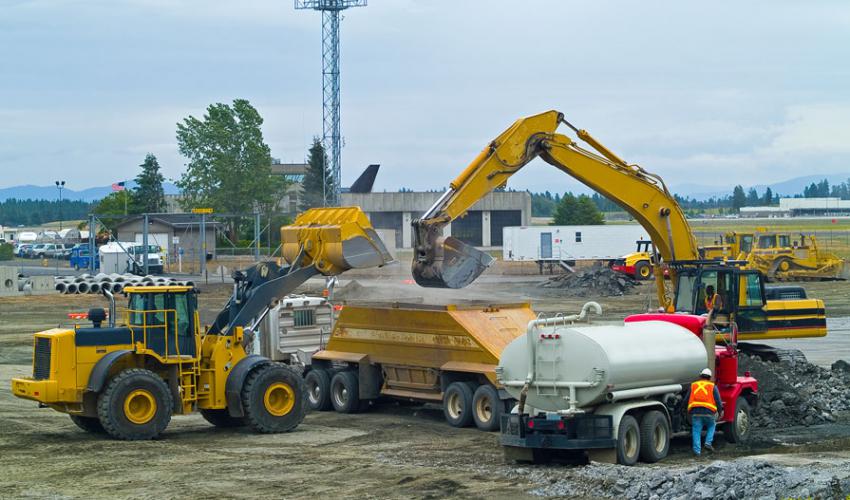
[575,232,582,243]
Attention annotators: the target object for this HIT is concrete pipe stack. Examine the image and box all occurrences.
[53,274,192,295]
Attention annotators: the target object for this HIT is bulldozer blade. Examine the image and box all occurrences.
[412,236,494,289]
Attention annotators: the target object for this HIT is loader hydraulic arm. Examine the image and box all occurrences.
[208,207,392,335]
[412,110,700,308]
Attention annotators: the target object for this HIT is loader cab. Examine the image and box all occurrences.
[673,266,768,334]
[125,286,199,359]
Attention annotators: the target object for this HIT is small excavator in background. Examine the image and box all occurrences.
[11,207,392,440]
[411,110,827,347]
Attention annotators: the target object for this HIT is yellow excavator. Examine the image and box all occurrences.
[412,110,827,348]
[11,207,392,440]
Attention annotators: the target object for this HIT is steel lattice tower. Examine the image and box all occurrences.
[295,0,366,206]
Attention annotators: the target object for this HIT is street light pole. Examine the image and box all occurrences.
[55,180,65,231]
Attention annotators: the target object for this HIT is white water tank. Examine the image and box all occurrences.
[497,320,707,412]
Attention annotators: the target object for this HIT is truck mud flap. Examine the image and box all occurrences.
[500,414,616,450]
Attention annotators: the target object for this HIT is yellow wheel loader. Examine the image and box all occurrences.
[10,207,392,440]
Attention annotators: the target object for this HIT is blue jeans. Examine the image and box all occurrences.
[691,414,716,454]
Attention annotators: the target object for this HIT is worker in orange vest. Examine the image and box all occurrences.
[704,285,722,313]
[685,368,724,456]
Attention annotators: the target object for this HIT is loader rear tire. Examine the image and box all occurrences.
[200,408,245,428]
[70,415,105,434]
[241,363,306,433]
[635,261,652,280]
[330,370,362,413]
[305,369,333,411]
[97,368,173,440]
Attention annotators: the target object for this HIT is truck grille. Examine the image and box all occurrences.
[33,337,52,380]
[293,309,316,327]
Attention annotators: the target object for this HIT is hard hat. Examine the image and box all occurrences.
[700,368,712,378]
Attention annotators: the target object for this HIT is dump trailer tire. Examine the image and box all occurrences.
[723,397,752,444]
[70,415,105,434]
[97,368,173,440]
[305,369,333,411]
[330,371,361,414]
[638,410,670,463]
[616,415,641,466]
[635,261,652,280]
[241,364,306,433]
[443,381,475,428]
[472,384,502,431]
[200,408,245,428]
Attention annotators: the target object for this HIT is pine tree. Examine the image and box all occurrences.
[133,154,166,213]
[732,185,746,211]
[552,193,604,225]
[300,138,334,210]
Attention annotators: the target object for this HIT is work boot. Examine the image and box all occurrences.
[704,443,715,453]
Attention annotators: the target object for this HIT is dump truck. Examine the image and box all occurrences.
[497,303,757,465]
[10,207,391,440]
[304,301,537,431]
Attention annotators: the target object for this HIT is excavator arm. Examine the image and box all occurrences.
[412,110,700,308]
[208,207,393,335]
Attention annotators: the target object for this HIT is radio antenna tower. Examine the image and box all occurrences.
[295,0,367,206]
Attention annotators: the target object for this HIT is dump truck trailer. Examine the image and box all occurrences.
[304,302,536,431]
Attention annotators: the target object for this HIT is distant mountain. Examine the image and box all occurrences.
[671,174,849,200]
[0,182,180,202]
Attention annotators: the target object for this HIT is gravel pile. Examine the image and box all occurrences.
[522,460,850,499]
[739,354,850,428]
[539,266,641,296]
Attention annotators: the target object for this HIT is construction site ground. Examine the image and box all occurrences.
[1,274,849,498]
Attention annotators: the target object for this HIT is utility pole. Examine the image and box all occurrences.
[55,180,65,231]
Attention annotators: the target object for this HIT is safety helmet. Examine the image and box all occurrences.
[700,368,713,378]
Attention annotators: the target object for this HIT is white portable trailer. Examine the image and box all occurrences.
[502,225,649,263]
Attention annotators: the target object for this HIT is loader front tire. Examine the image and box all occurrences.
[241,363,306,433]
[97,368,173,440]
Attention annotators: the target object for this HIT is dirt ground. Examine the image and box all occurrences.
[1,277,850,499]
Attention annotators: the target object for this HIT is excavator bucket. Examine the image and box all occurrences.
[412,230,494,289]
[281,206,393,275]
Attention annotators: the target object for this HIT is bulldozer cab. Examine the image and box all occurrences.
[125,286,199,359]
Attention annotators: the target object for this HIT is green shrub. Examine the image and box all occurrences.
[0,243,13,261]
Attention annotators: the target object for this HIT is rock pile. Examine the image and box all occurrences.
[524,460,850,499]
[539,266,641,297]
[739,354,850,428]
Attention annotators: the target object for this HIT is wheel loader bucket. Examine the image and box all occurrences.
[412,235,494,289]
[281,207,393,276]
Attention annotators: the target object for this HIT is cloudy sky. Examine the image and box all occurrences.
[2,0,849,195]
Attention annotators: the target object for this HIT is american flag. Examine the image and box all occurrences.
[112,182,125,192]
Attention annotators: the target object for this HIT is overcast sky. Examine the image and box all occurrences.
[2,0,849,195]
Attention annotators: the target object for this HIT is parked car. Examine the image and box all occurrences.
[14,243,32,257]
[70,245,98,270]
[43,244,68,259]
[28,244,49,258]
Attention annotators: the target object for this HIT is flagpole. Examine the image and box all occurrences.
[124,180,128,215]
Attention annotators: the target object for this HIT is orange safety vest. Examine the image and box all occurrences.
[687,380,718,412]
[704,293,718,311]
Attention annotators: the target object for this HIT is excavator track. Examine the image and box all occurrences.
[738,342,808,364]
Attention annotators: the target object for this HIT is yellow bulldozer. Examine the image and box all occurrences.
[10,207,392,440]
[702,230,845,281]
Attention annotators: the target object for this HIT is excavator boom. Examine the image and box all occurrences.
[412,110,700,308]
